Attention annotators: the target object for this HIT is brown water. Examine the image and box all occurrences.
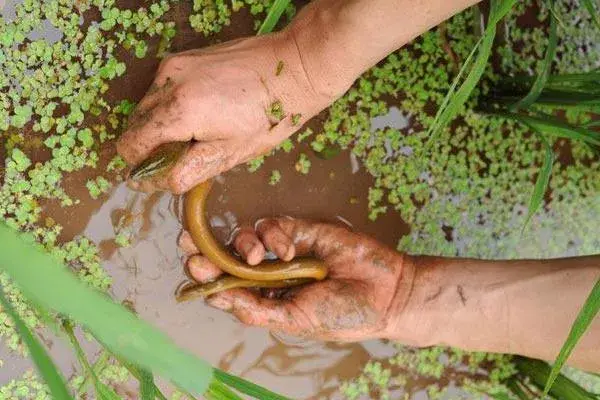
[80,145,407,398]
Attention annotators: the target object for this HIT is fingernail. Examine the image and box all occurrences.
[207,295,232,311]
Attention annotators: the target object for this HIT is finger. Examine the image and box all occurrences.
[186,255,223,283]
[206,289,313,334]
[126,174,169,194]
[264,218,358,261]
[256,219,295,261]
[232,227,266,266]
[166,140,231,194]
[178,230,198,256]
[116,94,194,166]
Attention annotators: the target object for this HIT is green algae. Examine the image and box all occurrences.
[189,0,295,35]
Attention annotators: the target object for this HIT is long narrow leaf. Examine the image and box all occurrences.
[214,369,291,400]
[63,322,121,400]
[206,380,244,400]
[257,0,291,35]
[522,132,554,231]
[0,225,213,396]
[488,110,600,146]
[516,357,597,400]
[139,369,156,400]
[511,3,558,110]
[0,289,74,400]
[425,0,518,148]
[544,279,600,394]
[582,0,600,29]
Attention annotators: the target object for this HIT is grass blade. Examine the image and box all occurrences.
[487,110,600,146]
[516,357,597,400]
[214,369,291,400]
[63,321,121,400]
[206,379,244,400]
[139,369,156,400]
[582,0,600,30]
[0,225,213,396]
[521,132,554,231]
[113,354,168,400]
[543,280,600,394]
[0,288,74,400]
[425,0,518,149]
[257,0,291,35]
[511,2,558,110]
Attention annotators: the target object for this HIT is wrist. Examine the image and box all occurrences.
[283,0,360,101]
[381,255,440,347]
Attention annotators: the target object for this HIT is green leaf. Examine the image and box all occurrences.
[213,369,290,400]
[11,148,32,172]
[511,3,558,110]
[519,112,600,146]
[0,224,213,396]
[544,280,600,395]
[257,0,290,35]
[582,0,600,30]
[0,288,74,400]
[206,379,244,400]
[139,369,156,400]
[488,110,600,146]
[63,321,121,400]
[522,133,554,231]
[425,0,518,149]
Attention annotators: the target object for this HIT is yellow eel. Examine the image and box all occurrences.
[129,143,328,302]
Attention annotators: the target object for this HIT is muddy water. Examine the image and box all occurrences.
[82,140,407,398]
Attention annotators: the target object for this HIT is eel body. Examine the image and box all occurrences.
[129,142,328,301]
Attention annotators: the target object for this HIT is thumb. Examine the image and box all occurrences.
[206,289,314,335]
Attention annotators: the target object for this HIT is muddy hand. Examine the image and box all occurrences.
[179,218,410,342]
[117,30,345,194]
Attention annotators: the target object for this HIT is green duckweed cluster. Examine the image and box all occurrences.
[189,0,295,35]
[341,345,516,400]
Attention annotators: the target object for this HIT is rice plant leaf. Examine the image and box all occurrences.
[214,369,291,400]
[489,0,520,25]
[521,133,554,231]
[511,3,558,110]
[546,1,566,29]
[63,321,121,400]
[426,0,518,148]
[0,225,213,396]
[206,379,244,400]
[257,0,291,35]
[584,120,600,128]
[139,369,156,400]
[582,0,600,29]
[113,354,167,400]
[523,113,600,146]
[0,289,74,400]
[544,279,600,394]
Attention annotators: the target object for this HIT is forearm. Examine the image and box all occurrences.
[388,255,600,371]
[286,0,480,97]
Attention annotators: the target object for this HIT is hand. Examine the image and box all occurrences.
[117,30,347,194]
[178,218,414,342]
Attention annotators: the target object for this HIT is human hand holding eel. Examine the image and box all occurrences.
[117,0,600,371]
